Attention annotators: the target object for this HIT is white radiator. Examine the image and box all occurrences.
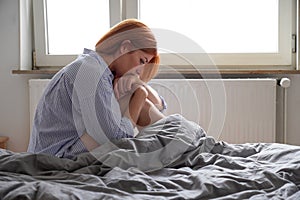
[29,78,277,143]
[29,79,51,134]
[150,78,277,143]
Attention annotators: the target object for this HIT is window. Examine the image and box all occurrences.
[32,0,297,70]
[33,0,121,67]
[142,0,279,54]
[138,0,296,69]
[46,0,110,55]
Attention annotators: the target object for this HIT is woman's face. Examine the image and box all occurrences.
[113,50,154,79]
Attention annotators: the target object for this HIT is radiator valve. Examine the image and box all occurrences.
[279,78,291,88]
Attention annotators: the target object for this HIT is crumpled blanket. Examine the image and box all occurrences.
[0,114,300,200]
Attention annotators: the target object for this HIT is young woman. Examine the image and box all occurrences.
[27,19,166,158]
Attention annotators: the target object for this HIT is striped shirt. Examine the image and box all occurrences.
[27,49,137,158]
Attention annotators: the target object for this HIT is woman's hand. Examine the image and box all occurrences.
[113,74,144,99]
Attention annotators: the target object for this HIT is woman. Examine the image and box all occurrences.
[27,19,166,159]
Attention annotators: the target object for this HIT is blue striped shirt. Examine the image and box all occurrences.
[27,49,136,158]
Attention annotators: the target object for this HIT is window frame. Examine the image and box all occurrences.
[31,0,298,70]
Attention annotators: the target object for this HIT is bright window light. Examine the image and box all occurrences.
[46,0,110,55]
[139,0,278,53]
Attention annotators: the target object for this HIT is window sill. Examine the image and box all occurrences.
[12,69,300,76]
[12,69,60,75]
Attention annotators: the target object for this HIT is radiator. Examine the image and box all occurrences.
[29,79,51,134]
[29,78,277,143]
[150,78,277,143]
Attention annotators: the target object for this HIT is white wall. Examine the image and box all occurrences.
[0,0,50,152]
[0,0,299,152]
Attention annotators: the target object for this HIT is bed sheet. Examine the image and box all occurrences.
[0,114,300,199]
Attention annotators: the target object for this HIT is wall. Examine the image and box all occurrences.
[0,0,299,152]
[0,0,50,152]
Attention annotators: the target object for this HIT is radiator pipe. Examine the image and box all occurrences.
[277,78,291,144]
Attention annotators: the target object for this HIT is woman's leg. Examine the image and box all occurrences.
[136,98,165,128]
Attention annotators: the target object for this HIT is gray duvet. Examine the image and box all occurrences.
[0,114,300,199]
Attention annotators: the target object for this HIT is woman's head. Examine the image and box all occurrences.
[95,19,160,82]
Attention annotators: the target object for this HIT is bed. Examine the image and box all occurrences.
[0,114,300,199]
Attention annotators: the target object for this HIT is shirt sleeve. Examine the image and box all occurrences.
[95,76,135,140]
[159,95,167,112]
[72,57,134,145]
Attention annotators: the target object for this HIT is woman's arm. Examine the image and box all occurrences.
[113,75,166,127]
[118,85,165,130]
